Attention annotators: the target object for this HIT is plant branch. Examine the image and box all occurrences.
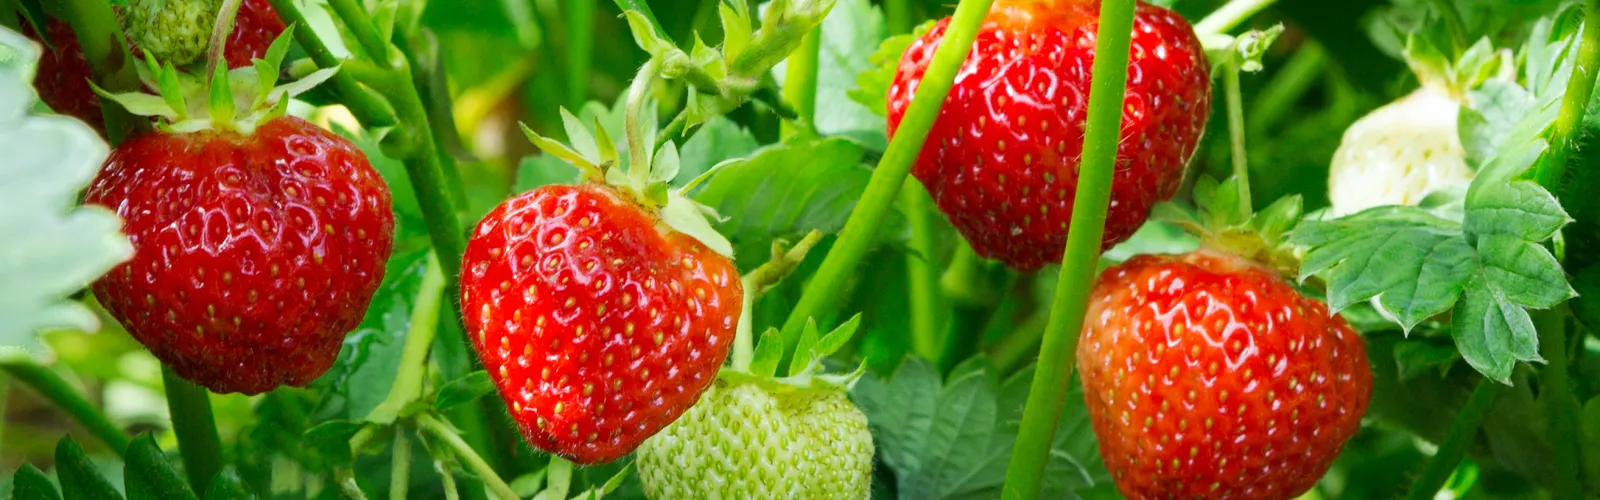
[58,0,145,143]
[777,0,995,363]
[1537,0,1600,191]
[162,366,223,493]
[886,0,912,34]
[390,428,412,500]
[904,182,945,362]
[416,413,519,500]
[1536,309,1584,499]
[326,0,392,66]
[369,254,446,421]
[1193,0,1277,36]
[1403,378,1504,500]
[1001,0,1137,496]
[780,26,821,138]
[1225,64,1251,211]
[265,0,399,129]
[0,356,131,455]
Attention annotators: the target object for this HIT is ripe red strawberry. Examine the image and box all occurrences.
[21,18,101,127]
[888,0,1210,271]
[1077,250,1372,499]
[87,116,394,394]
[460,183,743,464]
[223,0,289,68]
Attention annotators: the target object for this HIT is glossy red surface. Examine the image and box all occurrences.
[1078,251,1372,499]
[887,0,1210,271]
[22,18,102,128]
[87,116,394,395]
[460,184,743,464]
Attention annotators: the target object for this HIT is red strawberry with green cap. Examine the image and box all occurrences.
[460,111,743,464]
[1078,176,1373,499]
[86,29,394,395]
[888,0,1211,271]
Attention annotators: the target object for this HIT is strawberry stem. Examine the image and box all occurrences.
[203,0,244,86]
[162,366,224,493]
[264,0,399,129]
[417,413,520,500]
[624,59,661,190]
[389,428,412,500]
[0,357,133,457]
[1225,63,1252,212]
[780,26,821,138]
[1535,0,1600,190]
[904,184,946,362]
[1000,0,1137,496]
[58,0,148,142]
[368,254,446,422]
[1192,0,1277,37]
[327,0,392,67]
[776,0,995,369]
[1402,378,1504,500]
[1536,308,1584,499]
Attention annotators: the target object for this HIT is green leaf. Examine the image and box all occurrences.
[1582,397,1600,488]
[1463,181,1571,242]
[791,0,888,150]
[1452,274,1540,384]
[124,435,195,500]
[691,137,906,259]
[851,358,1109,499]
[12,464,62,500]
[1459,80,1536,165]
[0,30,132,359]
[56,436,123,500]
[659,191,734,257]
[200,467,251,500]
[309,247,432,420]
[302,420,364,463]
[1292,207,1474,328]
[676,116,757,186]
[848,22,931,117]
[748,327,784,378]
[1475,234,1573,309]
[435,370,496,412]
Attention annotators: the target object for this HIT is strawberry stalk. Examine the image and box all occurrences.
[1000,0,1137,497]
[263,0,399,129]
[1536,0,1600,189]
[162,366,224,493]
[389,430,411,500]
[1224,55,1252,212]
[57,0,146,142]
[327,0,392,66]
[777,0,994,367]
[0,357,133,457]
[780,26,821,138]
[417,413,520,500]
[1402,380,1506,500]
[904,184,945,362]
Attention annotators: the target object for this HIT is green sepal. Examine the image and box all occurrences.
[208,62,236,127]
[720,359,866,393]
[1153,175,1305,273]
[790,314,861,374]
[650,141,681,184]
[659,189,734,257]
[718,0,751,62]
[622,10,676,59]
[11,464,62,500]
[592,116,619,166]
[520,122,603,179]
[560,107,601,162]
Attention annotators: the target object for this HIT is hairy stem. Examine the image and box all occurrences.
[58,0,144,142]
[1403,378,1504,500]
[1538,0,1600,197]
[0,357,131,455]
[390,428,412,500]
[1536,309,1584,499]
[904,183,945,362]
[781,26,821,138]
[416,414,519,500]
[162,367,223,493]
[1225,64,1251,211]
[777,0,995,364]
[567,0,595,110]
[1000,0,1137,497]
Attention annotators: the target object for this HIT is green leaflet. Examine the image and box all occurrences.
[434,371,496,412]
[0,29,132,359]
[56,436,123,500]
[848,20,935,118]
[12,464,62,500]
[123,435,196,500]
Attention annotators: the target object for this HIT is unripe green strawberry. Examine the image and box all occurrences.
[636,379,874,499]
[1328,88,1474,217]
[120,0,218,66]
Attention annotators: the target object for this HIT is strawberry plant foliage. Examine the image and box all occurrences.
[0,28,132,358]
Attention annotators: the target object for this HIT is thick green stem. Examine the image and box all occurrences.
[778,0,994,359]
[58,0,144,142]
[1536,309,1584,499]
[1000,0,1136,497]
[0,358,131,455]
[1537,0,1600,198]
[624,60,661,188]
[390,428,412,500]
[370,255,445,421]
[566,0,595,110]
[416,414,519,500]
[1225,65,1251,211]
[1403,378,1505,500]
[326,0,392,66]
[1192,0,1277,36]
[781,26,821,138]
[886,0,912,34]
[162,367,223,493]
[903,182,945,362]
[265,0,398,129]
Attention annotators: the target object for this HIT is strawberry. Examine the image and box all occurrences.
[1328,88,1474,217]
[460,182,742,464]
[888,0,1210,271]
[223,0,289,69]
[1076,249,1372,499]
[85,32,391,395]
[635,378,874,499]
[119,0,218,66]
[20,18,101,127]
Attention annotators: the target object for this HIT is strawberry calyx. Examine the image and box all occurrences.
[89,26,337,136]
[1403,33,1513,102]
[1152,175,1305,277]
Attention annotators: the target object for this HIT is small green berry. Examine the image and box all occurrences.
[120,0,220,66]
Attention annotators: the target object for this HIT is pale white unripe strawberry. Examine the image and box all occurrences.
[1328,88,1474,217]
